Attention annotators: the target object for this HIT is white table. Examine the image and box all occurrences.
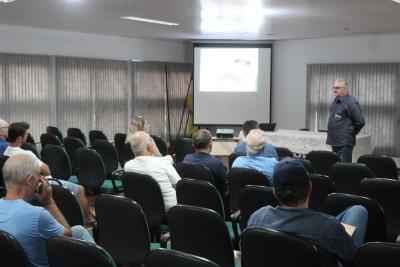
[211,130,374,162]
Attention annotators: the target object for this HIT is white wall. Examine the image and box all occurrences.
[272,33,400,129]
[0,24,191,63]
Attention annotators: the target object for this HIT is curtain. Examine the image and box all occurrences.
[307,64,400,156]
[0,53,191,146]
[166,63,192,142]
[0,54,52,141]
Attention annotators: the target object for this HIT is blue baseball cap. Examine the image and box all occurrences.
[273,159,310,190]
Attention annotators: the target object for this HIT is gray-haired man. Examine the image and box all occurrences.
[0,154,94,267]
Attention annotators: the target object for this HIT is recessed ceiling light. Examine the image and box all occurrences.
[0,0,17,3]
[120,16,179,26]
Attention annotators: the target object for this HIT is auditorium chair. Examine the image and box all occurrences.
[325,193,387,242]
[48,236,116,267]
[122,172,168,241]
[330,162,373,195]
[89,130,108,146]
[168,205,235,267]
[41,144,72,180]
[146,249,219,267]
[306,150,340,177]
[95,194,151,267]
[176,162,214,184]
[241,228,320,267]
[359,178,400,241]
[46,126,64,144]
[0,230,27,267]
[357,154,398,180]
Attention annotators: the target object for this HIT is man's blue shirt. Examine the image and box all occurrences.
[0,199,64,267]
[183,152,228,194]
[232,155,278,184]
[234,142,279,160]
[0,139,8,155]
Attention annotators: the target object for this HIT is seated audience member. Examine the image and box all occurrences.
[0,154,94,267]
[124,131,181,211]
[0,118,9,155]
[3,122,94,223]
[248,159,368,267]
[125,115,162,156]
[183,129,228,197]
[235,120,278,159]
[232,129,278,183]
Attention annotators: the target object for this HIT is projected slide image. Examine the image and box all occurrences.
[199,48,259,92]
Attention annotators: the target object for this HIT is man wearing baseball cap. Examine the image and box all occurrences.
[247,159,368,266]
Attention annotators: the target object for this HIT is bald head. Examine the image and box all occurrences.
[246,129,267,156]
[128,131,153,155]
[2,154,40,187]
[0,118,9,139]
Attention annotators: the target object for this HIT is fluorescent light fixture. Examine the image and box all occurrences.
[392,0,400,3]
[120,16,179,26]
[0,0,17,3]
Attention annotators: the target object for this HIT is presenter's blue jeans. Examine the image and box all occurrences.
[336,205,368,247]
[332,145,354,163]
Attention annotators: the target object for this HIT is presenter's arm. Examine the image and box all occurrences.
[348,101,365,134]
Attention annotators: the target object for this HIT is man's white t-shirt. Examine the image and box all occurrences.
[124,155,181,211]
[4,146,44,167]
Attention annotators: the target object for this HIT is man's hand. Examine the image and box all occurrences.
[38,176,54,207]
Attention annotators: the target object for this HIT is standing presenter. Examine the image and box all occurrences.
[327,79,365,163]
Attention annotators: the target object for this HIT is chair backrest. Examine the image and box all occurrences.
[51,184,84,226]
[357,154,398,180]
[41,144,71,180]
[306,151,340,176]
[26,133,36,147]
[168,205,234,267]
[0,230,27,267]
[330,163,374,195]
[92,139,119,177]
[241,228,320,267]
[21,142,40,159]
[228,152,243,170]
[75,147,106,191]
[96,194,150,267]
[46,126,64,144]
[275,147,294,160]
[176,178,224,217]
[359,178,400,241]
[175,138,194,164]
[89,130,108,146]
[325,193,387,242]
[239,185,278,229]
[228,168,271,213]
[64,136,85,174]
[67,127,87,146]
[0,155,9,187]
[151,134,169,156]
[40,133,62,150]
[48,236,116,267]
[123,142,135,163]
[295,159,316,174]
[176,162,214,184]
[113,133,127,165]
[122,172,165,228]
[309,174,337,212]
[146,249,220,267]
[353,242,400,267]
